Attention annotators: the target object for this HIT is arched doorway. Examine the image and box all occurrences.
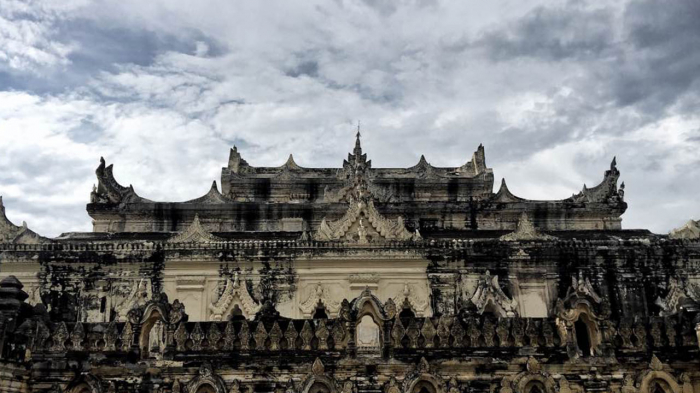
[649,380,672,393]
[524,381,546,393]
[195,384,218,393]
[308,382,332,393]
[411,380,437,393]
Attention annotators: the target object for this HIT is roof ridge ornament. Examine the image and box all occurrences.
[168,214,223,243]
[500,213,556,241]
[0,197,50,244]
[669,219,700,239]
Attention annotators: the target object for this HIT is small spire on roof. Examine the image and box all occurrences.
[611,156,617,170]
[354,121,362,156]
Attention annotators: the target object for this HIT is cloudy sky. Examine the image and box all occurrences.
[0,0,698,237]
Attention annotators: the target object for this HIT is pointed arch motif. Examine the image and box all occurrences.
[555,274,608,358]
[402,357,445,393]
[299,283,341,318]
[470,271,517,317]
[500,358,556,393]
[66,374,104,393]
[186,363,228,393]
[168,214,223,243]
[299,358,339,393]
[392,282,429,318]
[637,355,686,393]
[209,272,261,321]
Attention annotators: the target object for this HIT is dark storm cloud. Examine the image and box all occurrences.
[475,4,615,62]
[609,0,700,111]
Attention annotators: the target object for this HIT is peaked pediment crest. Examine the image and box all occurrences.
[209,272,261,320]
[500,213,556,241]
[655,278,699,316]
[669,219,700,239]
[470,271,517,317]
[168,214,223,243]
[392,282,429,317]
[299,283,341,317]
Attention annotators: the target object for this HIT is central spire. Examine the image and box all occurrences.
[354,121,362,157]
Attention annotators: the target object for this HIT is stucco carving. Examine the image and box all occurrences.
[299,283,341,318]
[500,213,556,241]
[669,220,700,239]
[169,214,223,243]
[470,271,517,317]
[209,272,261,320]
[392,282,429,317]
[114,279,151,323]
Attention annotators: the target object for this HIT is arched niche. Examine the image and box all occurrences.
[523,381,546,393]
[412,380,438,393]
[573,311,598,357]
[70,385,93,393]
[139,305,166,358]
[301,376,336,393]
[195,384,219,393]
[407,376,442,393]
[351,288,386,355]
[307,381,333,393]
[357,315,381,351]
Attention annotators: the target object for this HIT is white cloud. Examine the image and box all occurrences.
[0,0,698,237]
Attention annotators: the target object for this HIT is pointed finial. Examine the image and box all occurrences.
[611,156,617,170]
[354,122,363,156]
[210,181,218,191]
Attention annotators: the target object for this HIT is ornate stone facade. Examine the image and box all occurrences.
[0,133,699,393]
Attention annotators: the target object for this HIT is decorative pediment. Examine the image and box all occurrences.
[186,363,228,393]
[168,214,223,243]
[392,282,430,317]
[299,283,341,318]
[315,132,418,243]
[500,213,556,241]
[669,219,700,239]
[209,272,261,320]
[555,274,605,321]
[114,279,151,322]
[470,271,517,317]
[655,278,700,316]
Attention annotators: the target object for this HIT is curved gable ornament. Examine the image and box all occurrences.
[209,272,261,320]
[470,271,517,317]
[169,214,223,243]
[186,363,228,393]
